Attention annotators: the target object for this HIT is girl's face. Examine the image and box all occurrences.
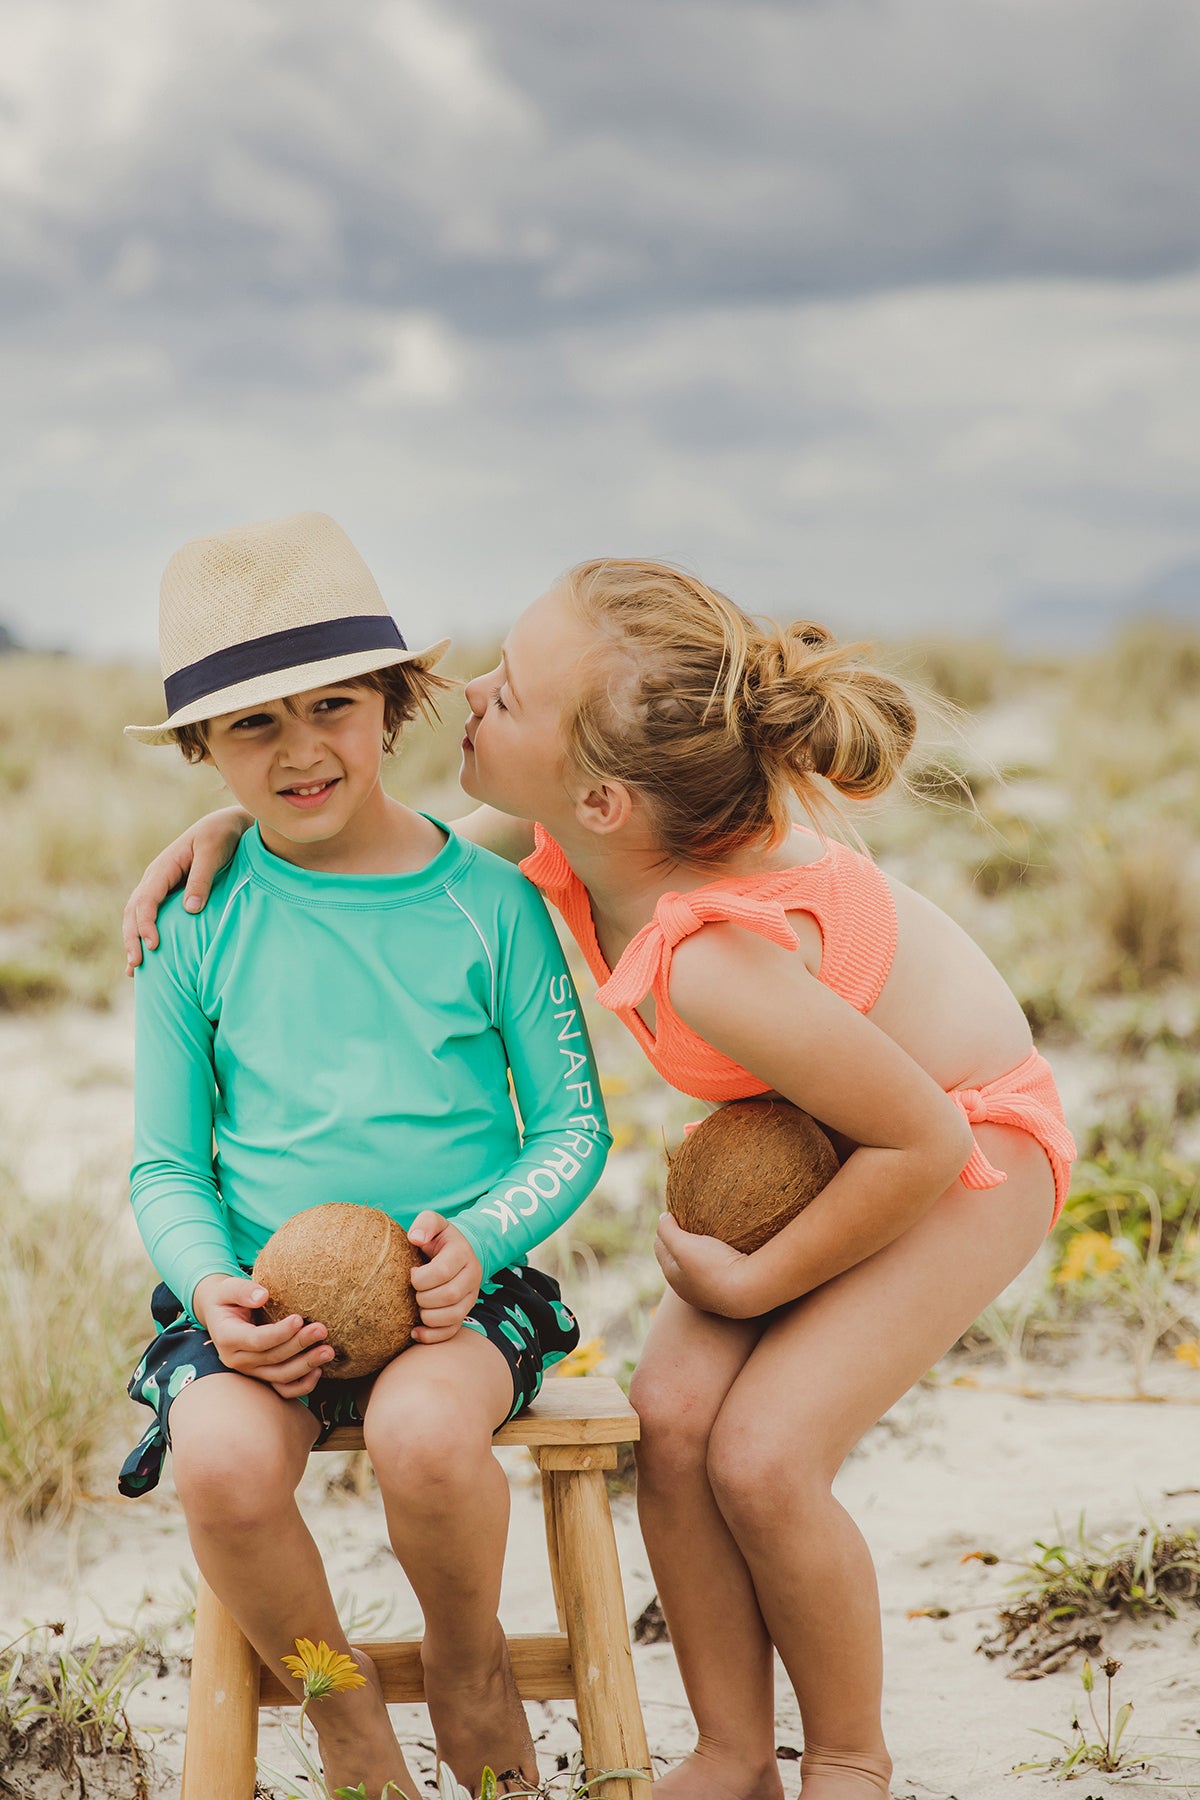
[461,584,594,824]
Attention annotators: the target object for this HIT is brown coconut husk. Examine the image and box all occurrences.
[665,1100,839,1253]
[252,1202,421,1379]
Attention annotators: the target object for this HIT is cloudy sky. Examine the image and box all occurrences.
[2,0,1199,660]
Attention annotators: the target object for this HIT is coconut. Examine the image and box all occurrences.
[252,1203,421,1380]
[665,1099,839,1253]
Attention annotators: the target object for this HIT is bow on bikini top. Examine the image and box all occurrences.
[519,824,898,1103]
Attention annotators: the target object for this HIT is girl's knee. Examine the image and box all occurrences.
[628,1365,716,1476]
[706,1410,833,1537]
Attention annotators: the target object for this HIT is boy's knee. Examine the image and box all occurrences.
[364,1387,484,1494]
[171,1413,301,1531]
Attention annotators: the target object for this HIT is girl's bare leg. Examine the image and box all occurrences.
[364,1330,534,1796]
[631,1299,780,1799]
[707,1124,1056,1798]
[643,1123,1055,1799]
[169,1373,418,1800]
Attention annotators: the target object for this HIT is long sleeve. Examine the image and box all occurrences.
[451,890,611,1279]
[129,912,242,1319]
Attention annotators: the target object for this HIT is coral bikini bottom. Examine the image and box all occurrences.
[949,1047,1076,1226]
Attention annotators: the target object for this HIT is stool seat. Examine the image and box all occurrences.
[181,1375,651,1799]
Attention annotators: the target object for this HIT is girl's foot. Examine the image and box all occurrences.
[421,1625,538,1796]
[314,1649,419,1800]
[653,1746,784,1800]
[799,1743,893,1797]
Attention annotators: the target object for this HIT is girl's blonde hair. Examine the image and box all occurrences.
[564,558,918,863]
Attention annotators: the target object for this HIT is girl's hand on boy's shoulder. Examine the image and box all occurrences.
[193,1272,336,1396]
[123,807,253,971]
[654,1214,766,1319]
[407,1213,483,1344]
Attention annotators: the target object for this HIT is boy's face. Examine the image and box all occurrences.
[203,682,388,860]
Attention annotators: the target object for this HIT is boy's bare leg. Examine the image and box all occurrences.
[169,1373,419,1800]
[631,1296,782,1800]
[364,1330,536,1796]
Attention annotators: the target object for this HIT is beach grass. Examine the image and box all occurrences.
[0,1169,150,1537]
[3,629,1200,1537]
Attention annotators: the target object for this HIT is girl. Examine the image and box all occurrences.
[126,559,1075,1800]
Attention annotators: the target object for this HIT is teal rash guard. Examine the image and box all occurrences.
[130,820,611,1319]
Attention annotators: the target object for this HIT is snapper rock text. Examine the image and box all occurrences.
[476,974,604,1235]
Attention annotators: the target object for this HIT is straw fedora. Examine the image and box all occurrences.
[125,512,450,744]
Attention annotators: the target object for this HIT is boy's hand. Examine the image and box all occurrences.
[654,1214,765,1319]
[192,1273,336,1397]
[407,1214,483,1344]
[123,807,254,972]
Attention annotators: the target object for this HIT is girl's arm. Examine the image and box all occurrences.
[660,923,976,1317]
[123,805,536,968]
[448,805,536,864]
[123,807,253,968]
[450,888,612,1280]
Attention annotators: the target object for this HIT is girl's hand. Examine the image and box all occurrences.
[192,1273,336,1397]
[123,807,254,971]
[654,1213,765,1318]
[407,1213,483,1343]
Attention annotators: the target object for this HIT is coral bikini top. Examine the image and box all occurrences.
[519,824,898,1103]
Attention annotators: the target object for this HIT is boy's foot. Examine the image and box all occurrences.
[315,1648,419,1800]
[421,1626,539,1796]
[653,1746,784,1800]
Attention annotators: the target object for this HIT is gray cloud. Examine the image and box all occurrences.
[0,0,1198,657]
[4,0,1200,332]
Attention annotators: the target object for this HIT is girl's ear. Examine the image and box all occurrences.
[573,778,633,838]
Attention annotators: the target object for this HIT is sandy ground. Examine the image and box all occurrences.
[5,1369,1200,1799]
[5,1007,1200,1798]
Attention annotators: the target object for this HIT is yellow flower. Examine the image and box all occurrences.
[1055,1230,1125,1284]
[281,1637,366,1699]
[553,1336,606,1378]
[1174,1341,1200,1369]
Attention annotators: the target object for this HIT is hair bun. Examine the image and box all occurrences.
[742,622,916,799]
[562,557,925,863]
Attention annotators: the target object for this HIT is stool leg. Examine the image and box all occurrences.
[181,1573,261,1800]
[540,1466,568,1632]
[552,1468,652,1797]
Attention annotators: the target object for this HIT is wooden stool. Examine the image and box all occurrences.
[180,1375,650,1799]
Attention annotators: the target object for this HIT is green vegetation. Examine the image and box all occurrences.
[979,1516,1200,1669]
[1013,1657,1142,1780]
[0,1623,151,1796]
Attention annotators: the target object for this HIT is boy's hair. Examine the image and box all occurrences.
[562,558,919,864]
[171,661,453,764]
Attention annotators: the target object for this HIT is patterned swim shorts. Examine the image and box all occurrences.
[119,1262,580,1497]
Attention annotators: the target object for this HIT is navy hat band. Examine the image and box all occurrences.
[164,615,408,715]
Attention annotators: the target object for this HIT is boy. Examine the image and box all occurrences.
[121,512,610,1798]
